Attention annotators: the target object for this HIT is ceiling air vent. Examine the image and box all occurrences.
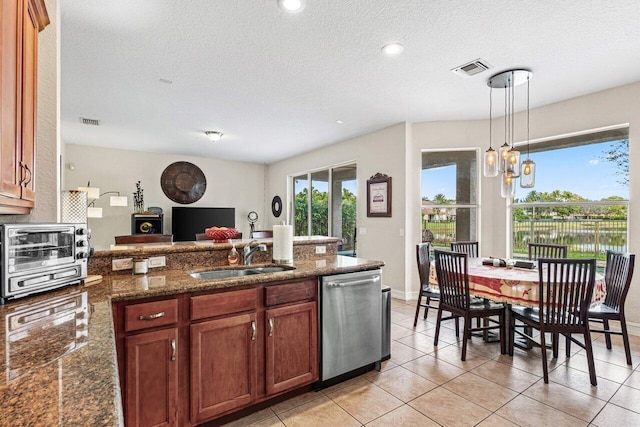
[451,58,492,77]
[80,117,100,126]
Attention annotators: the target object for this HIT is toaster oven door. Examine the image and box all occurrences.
[5,225,78,274]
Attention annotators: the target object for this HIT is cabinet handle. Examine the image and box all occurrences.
[170,338,176,361]
[18,162,25,185]
[138,311,165,321]
[268,318,274,337]
[24,164,32,185]
[251,321,256,341]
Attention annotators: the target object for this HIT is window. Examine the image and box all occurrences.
[292,163,357,251]
[512,129,629,262]
[421,150,479,249]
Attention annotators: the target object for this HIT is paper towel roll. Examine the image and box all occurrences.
[272,225,293,264]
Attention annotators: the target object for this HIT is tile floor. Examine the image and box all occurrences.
[224,298,640,426]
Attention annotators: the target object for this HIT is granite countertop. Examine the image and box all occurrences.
[0,255,383,426]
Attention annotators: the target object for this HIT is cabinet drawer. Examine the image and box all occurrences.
[264,279,316,307]
[191,288,258,321]
[125,299,178,332]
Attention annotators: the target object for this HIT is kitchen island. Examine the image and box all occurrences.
[0,245,383,427]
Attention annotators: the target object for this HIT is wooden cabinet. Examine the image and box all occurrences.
[190,313,258,422]
[125,328,178,427]
[265,301,318,395]
[0,0,49,213]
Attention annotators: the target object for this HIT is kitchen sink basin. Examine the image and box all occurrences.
[189,265,294,280]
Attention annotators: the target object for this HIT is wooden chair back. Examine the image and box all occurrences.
[603,251,635,311]
[450,241,479,258]
[251,230,273,238]
[528,243,567,261]
[434,249,470,311]
[115,234,173,244]
[416,243,431,288]
[537,258,596,327]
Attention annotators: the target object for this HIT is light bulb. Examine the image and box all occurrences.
[523,162,531,175]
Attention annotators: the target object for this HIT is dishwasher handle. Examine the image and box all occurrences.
[324,276,380,288]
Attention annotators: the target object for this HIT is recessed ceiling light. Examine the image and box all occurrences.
[159,78,173,84]
[205,131,223,142]
[382,43,404,56]
[336,120,344,124]
[278,0,305,13]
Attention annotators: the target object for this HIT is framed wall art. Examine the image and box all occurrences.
[367,173,392,217]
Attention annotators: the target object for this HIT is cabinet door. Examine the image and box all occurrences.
[19,0,39,201]
[265,301,318,395]
[190,313,257,423]
[125,328,178,427]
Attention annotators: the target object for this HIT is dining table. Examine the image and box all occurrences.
[428,257,606,349]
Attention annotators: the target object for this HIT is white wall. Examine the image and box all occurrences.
[265,123,409,299]
[64,144,267,247]
[0,0,58,225]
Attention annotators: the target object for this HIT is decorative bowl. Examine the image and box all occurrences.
[205,227,239,241]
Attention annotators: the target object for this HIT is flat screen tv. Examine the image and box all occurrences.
[172,207,235,241]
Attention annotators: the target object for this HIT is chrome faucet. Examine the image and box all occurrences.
[243,240,267,265]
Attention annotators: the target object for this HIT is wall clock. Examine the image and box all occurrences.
[160,161,206,204]
[271,196,282,217]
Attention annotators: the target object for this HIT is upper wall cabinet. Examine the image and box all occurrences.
[0,0,49,214]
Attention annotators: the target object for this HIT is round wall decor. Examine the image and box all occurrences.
[271,195,282,217]
[160,161,207,204]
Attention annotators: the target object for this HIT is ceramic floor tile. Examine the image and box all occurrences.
[522,379,606,422]
[408,387,491,426]
[609,384,640,412]
[222,408,278,427]
[564,353,634,384]
[494,348,564,377]
[496,395,587,427]
[591,403,640,427]
[365,404,439,426]
[623,370,640,390]
[270,390,325,415]
[390,323,414,340]
[325,380,403,424]
[388,340,425,365]
[578,341,639,369]
[248,416,285,427]
[475,414,520,426]
[396,331,439,354]
[365,365,438,403]
[430,343,493,370]
[443,372,518,411]
[547,364,622,400]
[420,323,462,345]
[277,394,361,427]
[320,375,369,395]
[401,354,467,385]
[471,359,541,393]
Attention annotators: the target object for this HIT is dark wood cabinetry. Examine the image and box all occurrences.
[113,277,319,427]
[0,0,49,213]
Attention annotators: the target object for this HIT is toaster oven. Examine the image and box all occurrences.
[0,223,89,303]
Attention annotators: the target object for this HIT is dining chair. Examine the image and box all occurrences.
[114,234,173,244]
[433,249,506,361]
[195,232,242,240]
[528,243,567,260]
[251,230,273,238]
[509,257,598,385]
[413,243,459,334]
[450,241,479,258]
[587,251,635,365]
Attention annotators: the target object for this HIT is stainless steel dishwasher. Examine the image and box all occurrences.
[319,269,382,384]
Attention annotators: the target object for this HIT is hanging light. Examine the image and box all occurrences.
[520,75,536,188]
[483,86,498,177]
[487,69,533,198]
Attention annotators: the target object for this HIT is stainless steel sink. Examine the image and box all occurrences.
[189,265,294,280]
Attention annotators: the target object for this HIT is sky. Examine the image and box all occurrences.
[422,140,628,201]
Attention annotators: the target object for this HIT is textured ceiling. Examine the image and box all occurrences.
[60,0,640,164]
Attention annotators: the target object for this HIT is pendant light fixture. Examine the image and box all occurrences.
[487,69,533,198]
[483,86,498,177]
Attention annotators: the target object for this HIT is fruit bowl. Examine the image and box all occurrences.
[205,227,240,242]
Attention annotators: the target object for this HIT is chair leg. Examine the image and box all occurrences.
[603,319,612,349]
[423,296,430,320]
[584,328,598,386]
[413,292,423,327]
[434,308,443,346]
[509,313,515,357]
[552,333,559,359]
[499,312,506,355]
[461,316,470,361]
[540,331,549,384]
[566,333,571,358]
[620,315,633,366]
[454,316,460,338]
